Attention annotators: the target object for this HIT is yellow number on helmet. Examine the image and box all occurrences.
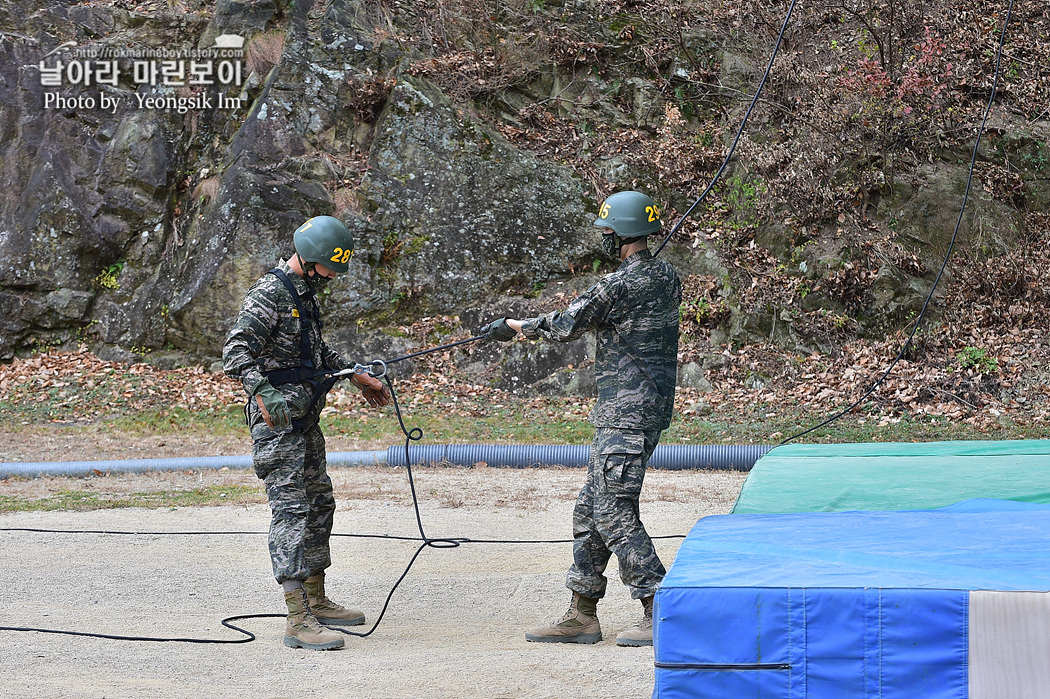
[646,205,661,222]
[599,202,611,219]
[330,247,355,264]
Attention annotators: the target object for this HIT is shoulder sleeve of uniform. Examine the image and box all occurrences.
[222,276,280,394]
[520,274,620,342]
[650,259,681,299]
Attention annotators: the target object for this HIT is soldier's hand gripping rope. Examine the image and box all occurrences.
[480,318,517,342]
[284,331,489,433]
[331,360,392,409]
[254,361,390,429]
[351,370,391,408]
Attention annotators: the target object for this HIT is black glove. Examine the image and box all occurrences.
[481,317,517,342]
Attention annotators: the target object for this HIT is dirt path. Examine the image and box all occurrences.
[0,465,746,699]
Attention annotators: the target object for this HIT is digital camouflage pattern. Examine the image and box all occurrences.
[222,259,344,405]
[566,427,666,600]
[252,421,336,582]
[520,249,681,431]
[222,259,345,583]
[520,247,680,600]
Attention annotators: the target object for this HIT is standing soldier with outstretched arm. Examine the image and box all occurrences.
[223,215,391,651]
[481,191,681,647]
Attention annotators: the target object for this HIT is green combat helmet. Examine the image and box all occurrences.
[293,216,355,274]
[593,191,662,259]
[593,190,663,238]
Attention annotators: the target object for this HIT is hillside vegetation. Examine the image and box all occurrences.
[1,0,1048,441]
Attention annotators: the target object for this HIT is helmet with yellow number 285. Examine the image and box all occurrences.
[293,216,355,274]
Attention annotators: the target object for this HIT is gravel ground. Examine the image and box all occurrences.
[0,465,746,699]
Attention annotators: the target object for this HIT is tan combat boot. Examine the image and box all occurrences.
[615,595,654,647]
[283,587,345,650]
[525,592,602,644]
[304,573,366,626]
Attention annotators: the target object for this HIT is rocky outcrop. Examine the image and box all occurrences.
[1,0,1047,397]
[0,0,596,370]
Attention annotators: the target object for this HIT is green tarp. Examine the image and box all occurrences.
[732,439,1050,514]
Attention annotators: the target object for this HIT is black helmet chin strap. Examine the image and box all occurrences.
[295,252,319,278]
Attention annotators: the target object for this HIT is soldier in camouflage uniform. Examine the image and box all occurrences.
[223,215,391,651]
[481,191,681,647]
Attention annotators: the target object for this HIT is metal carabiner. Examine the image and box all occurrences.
[327,360,386,380]
[367,359,387,379]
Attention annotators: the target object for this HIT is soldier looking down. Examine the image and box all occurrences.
[481,191,682,647]
[223,215,391,651]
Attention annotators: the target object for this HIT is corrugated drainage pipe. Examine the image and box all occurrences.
[0,451,387,479]
[0,444,771,479]
[385,444,772,471]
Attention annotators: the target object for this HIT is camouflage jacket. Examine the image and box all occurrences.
[222,260,345,409]
[520,249,681,430]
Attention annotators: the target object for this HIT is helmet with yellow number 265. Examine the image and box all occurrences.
[592,191,663,239]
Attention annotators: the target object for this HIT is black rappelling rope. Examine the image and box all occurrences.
[653,0,800,258]
[335,371,466,638]
[0,617,264,645]
[780,0,1016,445]
[382,334,485,365]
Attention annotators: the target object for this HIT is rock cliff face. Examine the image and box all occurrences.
[0,0,595,372]
[1,2,237,360]
[1,0,1047,395]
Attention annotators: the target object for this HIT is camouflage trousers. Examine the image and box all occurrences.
[566,427,666,600]
[250,404,335,584]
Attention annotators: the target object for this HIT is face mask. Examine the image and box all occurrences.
[601,233,620,260]
[305,268,332,292]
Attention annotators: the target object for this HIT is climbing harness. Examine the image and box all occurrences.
[262,267,328,388]
[246,268,384,431]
